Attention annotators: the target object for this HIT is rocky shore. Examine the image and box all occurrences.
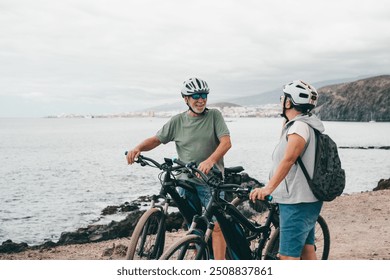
[1,179,389,260]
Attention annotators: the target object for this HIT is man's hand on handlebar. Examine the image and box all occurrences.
[198,159,214,176]
[126,149,141,165]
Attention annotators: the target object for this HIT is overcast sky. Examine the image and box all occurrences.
[0,0,389,117]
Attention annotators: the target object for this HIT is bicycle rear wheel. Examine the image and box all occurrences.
[264,215,330,260]
[159,234,210,260]
[314,215,330,259]
[126,207,165,260]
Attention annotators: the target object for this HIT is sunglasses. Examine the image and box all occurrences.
[191,93,208,100]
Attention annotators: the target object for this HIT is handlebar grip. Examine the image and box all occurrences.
[172,158,187,167]
[124,152,145,165]
[249,187,273,202]
[172,158,210,182]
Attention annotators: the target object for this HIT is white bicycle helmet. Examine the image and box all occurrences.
[283,80,318,110]
[181,77,210,97]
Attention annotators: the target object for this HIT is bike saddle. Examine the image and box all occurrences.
[225,166,244,174]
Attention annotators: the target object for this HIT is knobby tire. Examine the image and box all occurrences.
[159,234,210,260]
[126,207,165,260]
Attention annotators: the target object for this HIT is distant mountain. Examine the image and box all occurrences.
[208,102,241,108]
[143,101,241,112]
[313,75,390,122]
[143,101,188,112]
[144,75,389,121]
[225,75,375,106]
[227,88,280,106]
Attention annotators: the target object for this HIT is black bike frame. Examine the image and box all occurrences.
[168,158,279,260]
[162,177,202,226]
[202,187,279,260]
[131,155,202,259]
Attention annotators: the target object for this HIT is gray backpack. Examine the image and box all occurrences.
[297,128,346,201]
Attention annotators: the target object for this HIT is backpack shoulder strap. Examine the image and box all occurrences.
[297,156,312,184]
[296,125,320,185]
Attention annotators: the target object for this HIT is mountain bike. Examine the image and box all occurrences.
[124,154,247,260]
[124,154,201,260]
[233,196,330,260]
[159,160,330,260]
[231,190,330,260]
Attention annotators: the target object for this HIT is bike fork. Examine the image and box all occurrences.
[150,199,170,259]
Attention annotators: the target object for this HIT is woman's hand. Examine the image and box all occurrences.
[249,186,273,202]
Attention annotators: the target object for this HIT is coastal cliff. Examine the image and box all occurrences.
[313,75,390,122]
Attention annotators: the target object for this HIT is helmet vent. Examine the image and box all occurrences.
[195,78,202,88]
[296,85,306,90]
[299,93,309,98]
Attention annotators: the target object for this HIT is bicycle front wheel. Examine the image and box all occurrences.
[159,234,210,260]
[264,215,330,260]
[126,207,165,260]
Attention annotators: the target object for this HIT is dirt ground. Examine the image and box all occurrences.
[1,190,389,260]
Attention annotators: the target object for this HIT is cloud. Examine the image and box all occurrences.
[0,0,389,117]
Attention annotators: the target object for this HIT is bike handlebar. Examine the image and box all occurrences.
[222,184,273,201]
[172,158,210,183]
[125,151,272,201]
[172,158,272,201]
[125,152,165,170]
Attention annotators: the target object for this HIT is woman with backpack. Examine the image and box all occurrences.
[250,80,325,260]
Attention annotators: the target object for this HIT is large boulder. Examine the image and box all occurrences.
[57,209,145,245]
[373,178,390,191]
[0,240,28,254]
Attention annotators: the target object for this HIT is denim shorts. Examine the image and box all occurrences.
[178,185,223,222]
[178,185,212,208]
[278,201,323,258]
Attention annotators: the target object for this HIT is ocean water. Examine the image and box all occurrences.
[0,117,389,245]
